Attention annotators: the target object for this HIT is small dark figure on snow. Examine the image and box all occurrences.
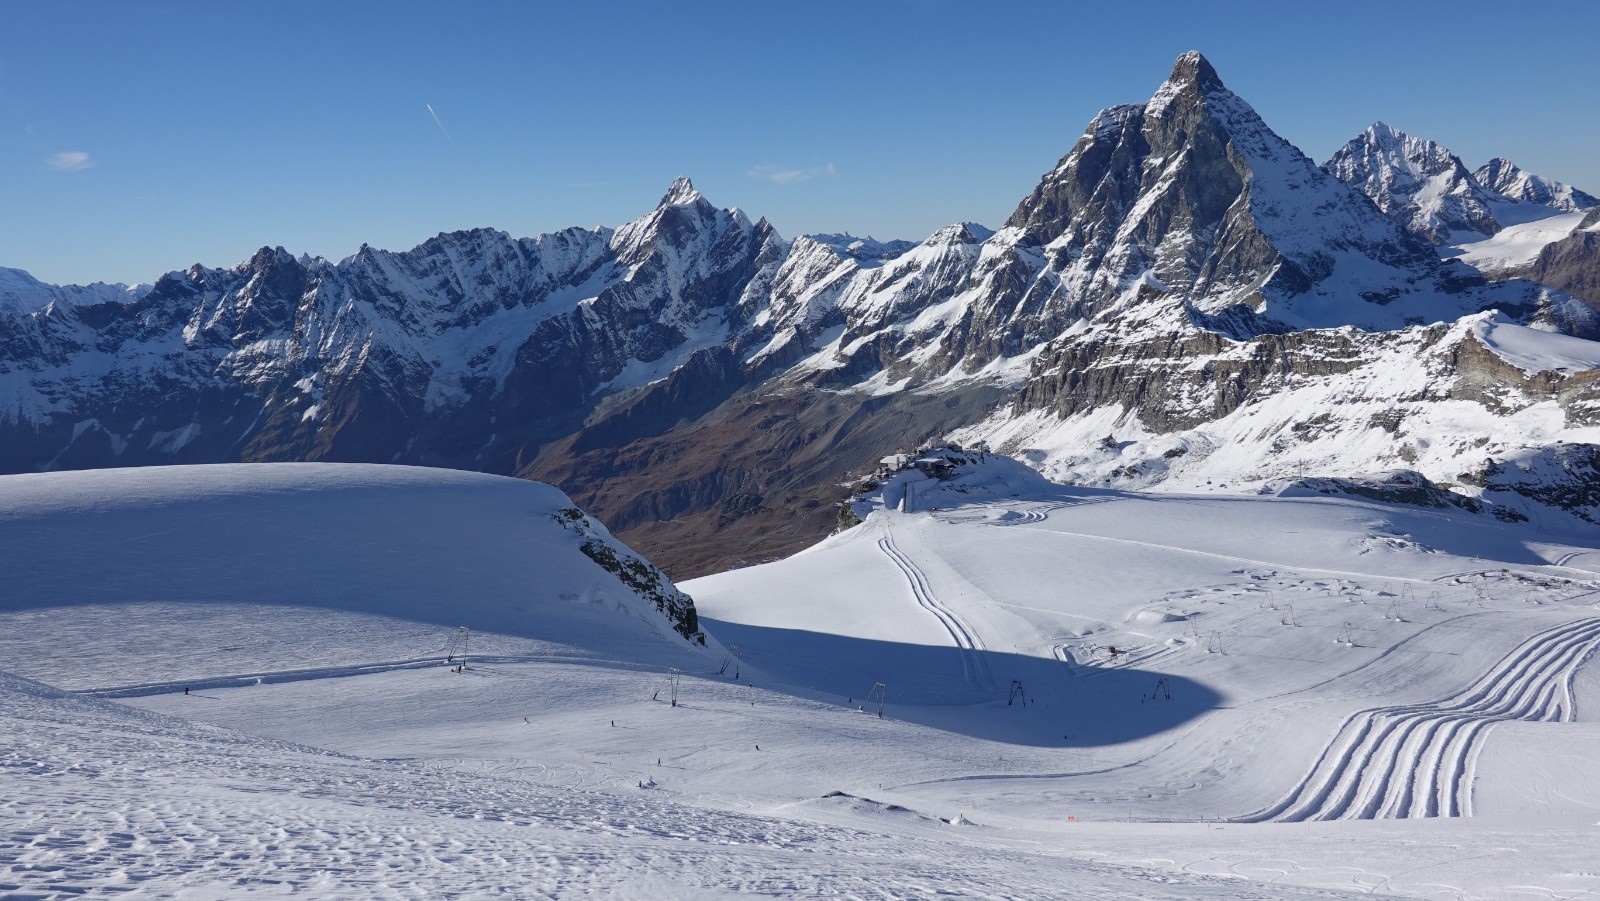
[183,687,189,695]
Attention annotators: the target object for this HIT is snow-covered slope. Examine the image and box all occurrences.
[0,464,707,693]
[692,453,1600,834]
[6,668,1274,899]
[1447,209,1591,273]
[8,458,1600,896]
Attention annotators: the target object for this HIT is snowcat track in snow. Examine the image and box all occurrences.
[1237,616,1600,821]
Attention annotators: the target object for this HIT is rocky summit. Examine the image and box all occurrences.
[3,52,1598,577]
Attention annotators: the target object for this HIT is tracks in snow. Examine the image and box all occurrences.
[877,530,994,693]
[1051,640,1180,681]
[986,501,1084,527]
[75,653,661,699]
[1238,617,1600,821]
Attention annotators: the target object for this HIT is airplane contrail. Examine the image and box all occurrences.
[426,104,452,142]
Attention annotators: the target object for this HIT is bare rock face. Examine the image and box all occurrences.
[1458,444,1600,526]
[1271,470,1526,522]
[1016,327,1375,434]
[552,505,705,643]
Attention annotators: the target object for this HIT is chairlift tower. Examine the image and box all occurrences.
[1007,679,1027,706]
[668,667,681,707]
[446,625,471,671]
[866,682,888,718]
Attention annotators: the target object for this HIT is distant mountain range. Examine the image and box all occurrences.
[4,52,1598,577]
[1324,121,1596,244]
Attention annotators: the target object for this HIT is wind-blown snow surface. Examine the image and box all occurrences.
[6,462,1600,897]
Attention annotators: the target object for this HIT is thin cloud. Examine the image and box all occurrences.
[748,162,837,185]
[425,104,452,142]
[46,150,93,172]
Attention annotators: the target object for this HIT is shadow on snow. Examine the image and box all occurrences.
[700,618,1221,748]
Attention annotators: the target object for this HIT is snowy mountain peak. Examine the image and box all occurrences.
[803,233,917,264]
[1362,121,1407,145]
[926,222,994,246]
[1323,122,1499,242]
[1007,53,1440,331]
[1167,50,1224,92]
[1473,157,1598,212]
[0,266,152,314]
[659,176,703,208]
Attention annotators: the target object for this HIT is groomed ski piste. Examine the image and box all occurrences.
[4,461,1600,898]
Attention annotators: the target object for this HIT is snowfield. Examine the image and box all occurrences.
[1447,210,1590,273]
[4,462,1600,898]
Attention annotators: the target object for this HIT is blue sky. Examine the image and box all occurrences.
[4,0,1597,285]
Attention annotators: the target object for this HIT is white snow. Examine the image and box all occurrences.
[0,266,150,314]
[1447,209,1589,273]
[4,461,1600,897]
[956,312,1600,519]
[1474,316,1600,374]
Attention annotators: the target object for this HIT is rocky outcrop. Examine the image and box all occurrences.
[1271,470,1527,522]
[552,506,705,643]
[1457,444,1600,526]
[1016,327,1377,433]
